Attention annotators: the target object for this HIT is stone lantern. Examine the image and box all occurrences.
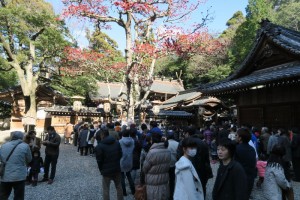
[71,96,85,112]
[103,102,111,114]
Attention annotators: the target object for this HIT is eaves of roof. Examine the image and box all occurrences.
[200,62,300,95]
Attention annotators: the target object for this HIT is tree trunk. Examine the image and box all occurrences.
[125,12,135,121]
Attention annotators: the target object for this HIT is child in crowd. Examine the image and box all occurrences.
[210,136,218,164]
[256,154,267,188]
[28,150,44,186]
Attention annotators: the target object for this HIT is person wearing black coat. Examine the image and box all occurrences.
[235,128,257,199]
[28,150,43,186]
[95,128,123,200]
[212,138,248,200]
[291,127,300,182]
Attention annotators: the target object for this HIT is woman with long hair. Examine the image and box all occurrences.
[262,144,291,200]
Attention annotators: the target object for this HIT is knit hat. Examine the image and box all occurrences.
[11,131,24,140]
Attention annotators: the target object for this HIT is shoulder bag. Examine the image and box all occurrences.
[0,142,22,176]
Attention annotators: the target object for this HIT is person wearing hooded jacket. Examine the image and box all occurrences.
[0,131,32,200]
[174,137,204,200]
[119,129,135,196]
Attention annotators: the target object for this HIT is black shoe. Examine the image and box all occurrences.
[48,179,53,184]
[32,181,37,187]
[40,178,48,182]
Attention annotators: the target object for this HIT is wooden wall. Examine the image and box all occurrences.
[237,84,300,129]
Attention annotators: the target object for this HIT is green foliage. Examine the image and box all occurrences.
[275,2,300,31]
[0,71,18,90]
[0,0,71,77]
[51,75,97,102]
[230,0,274,69]
[0,101,11,119]
[220,11,246,40]
[199,64,232,83]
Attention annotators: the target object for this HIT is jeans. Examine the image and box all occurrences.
[121,171,135,195]
[44,154,59,180]
[0,180,25,200]
[102,173,124,200]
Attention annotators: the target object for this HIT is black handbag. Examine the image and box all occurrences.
[0,142,22,176]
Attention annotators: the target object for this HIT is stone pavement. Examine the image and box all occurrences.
[0,131,299,200]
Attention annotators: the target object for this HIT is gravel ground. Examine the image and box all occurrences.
[1,136,299,200]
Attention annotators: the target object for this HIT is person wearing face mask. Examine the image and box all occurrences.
[174,137,204,200]
[212,138,248,200]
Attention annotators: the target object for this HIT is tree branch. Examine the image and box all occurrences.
[31,28,45,41]
[0,32,14,62]
[0,66,13,71]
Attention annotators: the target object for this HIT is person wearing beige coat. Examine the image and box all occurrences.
[143,132,171,200]
[64,122,74,144]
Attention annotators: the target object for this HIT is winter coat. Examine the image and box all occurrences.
[168,139,179,168]
[132,137,142,170]
[0,140,32,182]
[143,142,171,200]
[174,156,204,200]
[78,129,89,147]
[291,134,300,158]
[119,136,134,172]
[267,134,280,155]
[260,132,271,154]
[95,135,122,176]
[212,161,248,200]
[30,156,43,172]
[262,163,291,200]
[64,123,74,138]
[203,129,213,145]
[235,143,257,180]
[280,135,292,162]
[178,136,213,187]
[44,132,61,156]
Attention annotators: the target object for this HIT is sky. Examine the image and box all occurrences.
[46,0,248,50]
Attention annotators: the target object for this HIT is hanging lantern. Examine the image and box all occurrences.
[104,102,111,113]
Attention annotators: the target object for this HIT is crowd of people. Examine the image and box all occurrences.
[0,120,299,200]
[68,120,300,200]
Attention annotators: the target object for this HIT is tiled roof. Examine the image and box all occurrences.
[148,110,193,118]
[185,97,221,107]
[160,89,201,109]
[0,85,67,105]
[90,79,184,101]
[230,20,300,80]
[45,105,103,116]
[200,62,300,95]
[198,20,300,95]
[160,90,202,110]
[150,79,184,94]
[90,82,127,101]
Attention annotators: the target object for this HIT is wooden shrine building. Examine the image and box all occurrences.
[198,20,300,129]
